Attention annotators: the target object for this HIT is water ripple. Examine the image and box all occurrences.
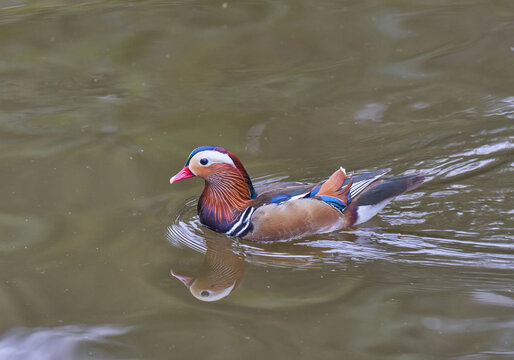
[0,325,134,360]
[167,213,513,271]
[484,96,514,119]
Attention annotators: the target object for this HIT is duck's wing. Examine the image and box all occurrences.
[252,182,314,207]
[348,173,425,225]
[305,168,391,212]
[242,169,400,241]
[347,168,391,200]
[225,182,315,238]
[251,169,392,210]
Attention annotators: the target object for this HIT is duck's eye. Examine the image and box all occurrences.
[200,290,210,297]
[199,158,209,166]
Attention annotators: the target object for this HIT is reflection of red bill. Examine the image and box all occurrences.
[170,269,194,288]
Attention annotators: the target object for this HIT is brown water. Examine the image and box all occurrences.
[1,0,513,359]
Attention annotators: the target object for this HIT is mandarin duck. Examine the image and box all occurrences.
[170,145,424,241]
[171,237,246,302]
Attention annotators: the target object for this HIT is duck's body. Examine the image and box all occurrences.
[170,145,424,242]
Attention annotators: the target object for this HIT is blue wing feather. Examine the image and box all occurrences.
[270,194,292,203]
[316,195,347,212]
[308,183,322,197]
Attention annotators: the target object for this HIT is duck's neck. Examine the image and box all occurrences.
[198,168,255,233]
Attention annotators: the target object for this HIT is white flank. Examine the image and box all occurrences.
[354,199,393,225]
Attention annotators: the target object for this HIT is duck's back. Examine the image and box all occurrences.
[244,170,423,241]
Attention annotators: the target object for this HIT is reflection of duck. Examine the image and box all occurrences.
[170,145,425,241]
[167,224,366,302]
[168,230,363,304]
[171,237,245,302]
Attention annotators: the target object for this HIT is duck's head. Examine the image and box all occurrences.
[170,145,256,199]
[170,237,246,302]
[171,269,241,302]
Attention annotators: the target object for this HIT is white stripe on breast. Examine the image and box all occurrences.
[226,207,254,236]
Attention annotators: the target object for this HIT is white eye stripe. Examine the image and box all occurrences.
[192,150,236,167]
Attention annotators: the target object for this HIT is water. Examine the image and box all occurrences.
[0,0,513,359]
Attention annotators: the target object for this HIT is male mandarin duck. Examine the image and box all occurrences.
[170,145,425,242]
[171,237,246,302]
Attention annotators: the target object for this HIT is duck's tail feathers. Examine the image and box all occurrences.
[347,168,391,200]
[349,173,425,225]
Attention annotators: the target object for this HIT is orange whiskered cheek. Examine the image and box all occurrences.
[207,164,239,179]
[189,163,238,180]
[189,162,211,178]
